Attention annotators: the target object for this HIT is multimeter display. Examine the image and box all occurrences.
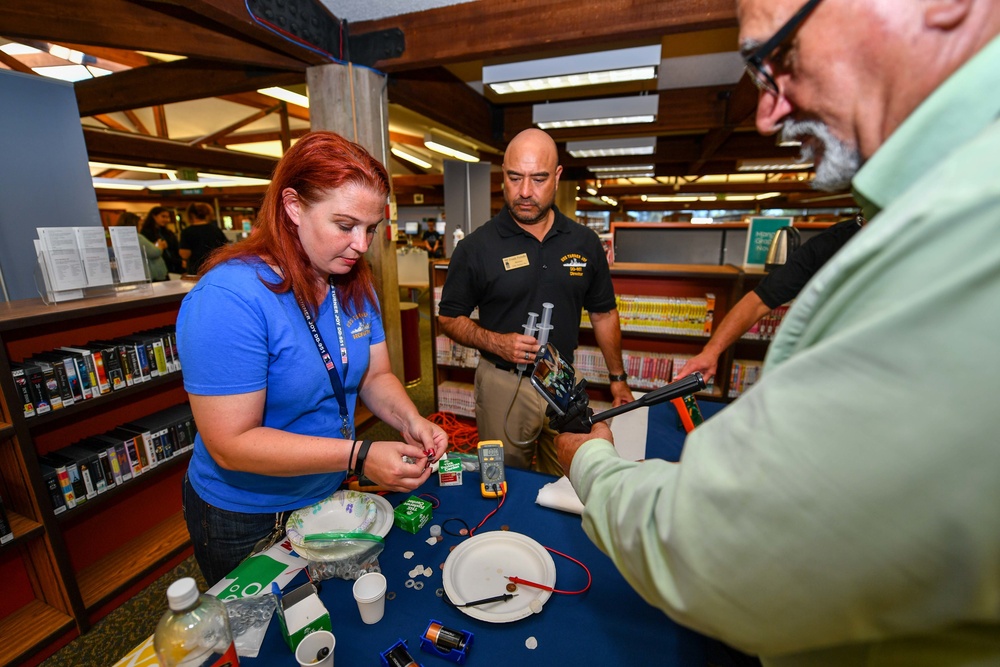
[477,440,507,498]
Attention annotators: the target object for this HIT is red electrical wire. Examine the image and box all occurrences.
[507,546,593,595]
[468,488,505,536]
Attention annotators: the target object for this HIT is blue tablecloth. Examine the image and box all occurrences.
[245,468,709,665]
[244,397,733,666]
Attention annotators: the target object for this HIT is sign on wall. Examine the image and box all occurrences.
[743,216,793,268]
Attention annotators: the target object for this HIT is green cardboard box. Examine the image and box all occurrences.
[274,581,332,652]
[394,495,433,534]
[437,457,463,487]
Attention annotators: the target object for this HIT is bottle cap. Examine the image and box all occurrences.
[166,577,200,611]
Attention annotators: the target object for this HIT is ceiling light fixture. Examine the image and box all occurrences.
[533,94,659,129]
[483,45,661,95]
[257,86,310,108]
[588,164,656,173]
[391,146,433,169]
[592,171,656,179]
[737,158,813,171]
[567,137,657,158]
[424,132,479,162]
[89,161,178,178]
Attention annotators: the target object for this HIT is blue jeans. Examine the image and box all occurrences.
[182,474,291,585]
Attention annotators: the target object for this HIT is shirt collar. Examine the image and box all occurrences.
[852,34,1000,219]
[496,204,569,239]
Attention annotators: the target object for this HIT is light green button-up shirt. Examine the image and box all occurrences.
[571,35,1000,667]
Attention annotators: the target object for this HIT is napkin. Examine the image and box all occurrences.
[535,475,584,515]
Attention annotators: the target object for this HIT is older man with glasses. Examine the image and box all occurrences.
[556,1,1000,666]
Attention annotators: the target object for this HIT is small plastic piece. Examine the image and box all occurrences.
[429,524,442,537]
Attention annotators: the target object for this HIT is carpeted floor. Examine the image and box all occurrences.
[41,288,436,667]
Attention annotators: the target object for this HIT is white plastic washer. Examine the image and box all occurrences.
[405,579,415,588]
[413,581,424,590]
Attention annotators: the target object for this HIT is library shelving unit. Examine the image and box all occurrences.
[429,259,756,415]
[0,281,204,666]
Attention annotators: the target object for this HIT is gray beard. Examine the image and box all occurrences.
[782,119,862,192]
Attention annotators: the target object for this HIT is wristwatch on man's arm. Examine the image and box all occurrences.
[608,372,628,383]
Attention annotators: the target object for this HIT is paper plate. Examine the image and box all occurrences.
[442,531,556,623]
[286,490,393,562]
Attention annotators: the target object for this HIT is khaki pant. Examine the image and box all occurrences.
[474,360,562,476]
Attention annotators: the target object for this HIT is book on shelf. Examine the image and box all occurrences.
[19,362,53,415]
[108,426,153,470]
[91,432,141,480]
[27,358,67,411]
[81,342,126,391]
[38,462,68,515]
[57,347,103,397]
[0,495,14,544]
[119,335,157,379]
[76,439,121,489]
[32,351,83,404]
[42,451,86,506]
[59,445,103,497]
[10,363,36,418]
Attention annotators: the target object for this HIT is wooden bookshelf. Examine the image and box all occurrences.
[78,511,189,611]
[0,282,195,665]
[0,599,74,666]
[429,259,753,410]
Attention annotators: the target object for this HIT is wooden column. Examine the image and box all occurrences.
[307,62,404,383]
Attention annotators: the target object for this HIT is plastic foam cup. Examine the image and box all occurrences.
[352,572,387,624]
[295,630,335,667]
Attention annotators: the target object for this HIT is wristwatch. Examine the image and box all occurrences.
[608,372,628,383]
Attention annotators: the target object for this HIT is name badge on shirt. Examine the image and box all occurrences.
[503,253,530,271]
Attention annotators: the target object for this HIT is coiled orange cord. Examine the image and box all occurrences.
[427,412,479,453]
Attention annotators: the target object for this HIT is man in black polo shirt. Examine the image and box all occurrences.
[678,216,864,382]
[438,128,633,475]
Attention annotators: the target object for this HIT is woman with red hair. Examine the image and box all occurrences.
[177,131,448,583]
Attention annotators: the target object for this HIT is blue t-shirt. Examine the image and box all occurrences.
[176,258,385,513]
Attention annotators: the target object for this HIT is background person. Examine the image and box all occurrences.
[421,221,444,258]
[679,215,864,381]
[437,128,632,476]
[176,131,448,584]
[115,211,168,281]
[556,0,1000,664]
[179,201,228,275]
[140,206,183,274]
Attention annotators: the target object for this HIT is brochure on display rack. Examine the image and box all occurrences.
[33,225,150,303]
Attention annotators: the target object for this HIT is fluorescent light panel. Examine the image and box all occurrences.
[484,45,661,94]
[258,86,310,108]
[391,146,433,169]
[533,95,658,129]
[738,158,813,171]
[567,136,657,158]
[424,132,479,163]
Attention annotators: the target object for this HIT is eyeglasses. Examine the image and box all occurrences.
[744,0,825,95]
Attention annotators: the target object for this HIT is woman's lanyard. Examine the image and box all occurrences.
[298,276,353,439]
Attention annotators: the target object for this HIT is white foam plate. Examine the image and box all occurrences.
[286,490,393,561]
[442,531,556,623]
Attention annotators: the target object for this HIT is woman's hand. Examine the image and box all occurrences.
[360,440,438,492]
[400,415,449,463]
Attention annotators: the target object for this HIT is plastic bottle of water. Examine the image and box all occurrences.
[153,577,240,667]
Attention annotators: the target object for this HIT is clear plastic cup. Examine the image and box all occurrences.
[295,630,335,667]
[352,572,387,624]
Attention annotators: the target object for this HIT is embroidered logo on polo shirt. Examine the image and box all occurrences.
[347,313,372,339]
[561,253,588,277]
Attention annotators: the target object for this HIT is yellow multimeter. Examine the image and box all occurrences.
[477,440,507,498]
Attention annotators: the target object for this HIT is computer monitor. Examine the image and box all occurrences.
[435,221,446,234]
[404,221,419,235]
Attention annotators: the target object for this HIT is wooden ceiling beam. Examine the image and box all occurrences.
[93,114,131,132]
[75,58,303,116]
[220,91,310,121]
[123,109,151,135]
[0,50,36,74]
[83,127,278,177]
[0,0,308,70]
[352,0,736,72]
[190,103,282,146]
[214,128,310,146]
[388,67,500,150]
